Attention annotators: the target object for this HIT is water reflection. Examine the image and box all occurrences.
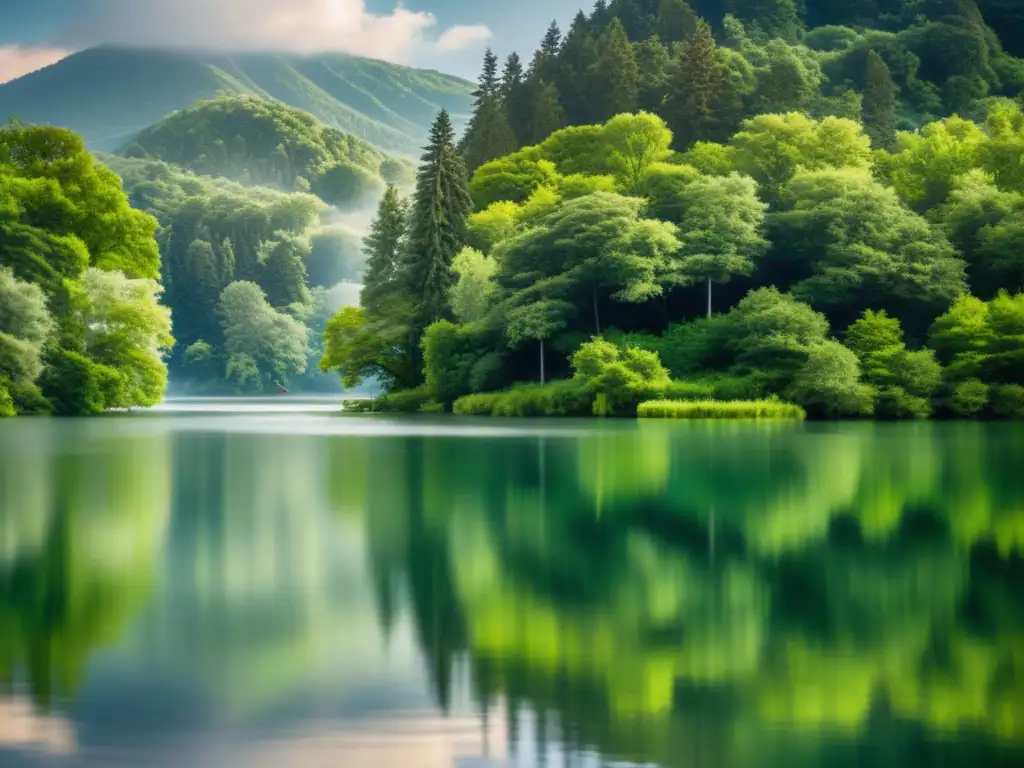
[0,415,1021,766]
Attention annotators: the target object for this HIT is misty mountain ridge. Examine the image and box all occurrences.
[0,46,475,156]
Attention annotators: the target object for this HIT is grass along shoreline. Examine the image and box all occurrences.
[637,399,806,420]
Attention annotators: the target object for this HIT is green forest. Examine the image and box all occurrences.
[323,0,1024,421]
[2,0,1024,418]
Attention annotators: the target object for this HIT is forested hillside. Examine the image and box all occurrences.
[97,154,369,395]
[452,0,1023,165]
[319,0,1024,421]
[119,97,412,205]
[0,47,474,156]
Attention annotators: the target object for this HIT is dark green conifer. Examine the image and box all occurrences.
[635,36,672,112]
[528,82,567,144]
[460,49,518,173]
[558,12,602,125]
[404,111,472,327]
[664,19,739,148]
[657,0,698,43]
[361,185,409,320]
[862,50,898,150]
[501,53,531,147]
[594,18,640,120]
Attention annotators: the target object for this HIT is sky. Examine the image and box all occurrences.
[0,0,586,83]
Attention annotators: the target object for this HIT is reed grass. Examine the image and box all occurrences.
[637,399,806,420]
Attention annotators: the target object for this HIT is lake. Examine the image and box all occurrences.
[0,400,1022,767]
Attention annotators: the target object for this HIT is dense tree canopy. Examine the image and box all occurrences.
[321,99,1024,421]
[119,96,408,205]
[0,124,174,416]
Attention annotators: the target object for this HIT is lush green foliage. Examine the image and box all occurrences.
[311,1,1024,420]
[457,0,1024,171]
[104,155,357,393]
[120,97,405,205]
[0,47,474,155]
[0,124,173,415]
[637,398,806,419]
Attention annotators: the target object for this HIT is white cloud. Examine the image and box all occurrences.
[436,25,493,53]
[0,46,71,84]
[56,0,491,65]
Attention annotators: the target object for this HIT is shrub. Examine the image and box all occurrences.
[711,373,769,401]
[6,380,51,414]
[874,387,932,420]
[453,379,592,417]
[657,380,716,400]
[637,399,806,420]
[374,387,433,413]
[572,338,670,416]
[0,382,14,418]
[343,386,432,414]
[38,348,109,416]
[786,340,875,418]
[948,378,989,417]
[992,384,1024,419]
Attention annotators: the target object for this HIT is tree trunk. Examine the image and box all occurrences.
[592,288,602,334]
[706,277,713,319]
[539,338,546,385]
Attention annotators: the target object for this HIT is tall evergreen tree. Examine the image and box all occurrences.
[558,12,602,125]
[594,18,640,120]
[461,49,518,173]
[590,0,613,33]
[361,185,410,319]
[501,53,531,147]
[404,111,473,328]
[501,52,525,97]
[658,0,699,43]
[611,0,661,40]
[727,0,803,41]
[528,82,568,144]
[664,18,739,148]
[862,50,898,150]
[635,36,672,112]
[531,21,563,85]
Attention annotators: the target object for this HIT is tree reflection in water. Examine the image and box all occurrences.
[0,418,1020,767]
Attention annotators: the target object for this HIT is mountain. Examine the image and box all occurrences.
[0,46,475,156]
[118,96,412,204]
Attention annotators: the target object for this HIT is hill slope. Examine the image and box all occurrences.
[119,96,412,203]
[0,47,474,156]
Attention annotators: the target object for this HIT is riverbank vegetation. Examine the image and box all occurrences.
[637,399,806,419]
[314,0,1024,421]
[0,124,173,416]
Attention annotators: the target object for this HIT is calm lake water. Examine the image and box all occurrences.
[1,399,1022,767]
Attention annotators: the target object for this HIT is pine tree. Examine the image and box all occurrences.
[591,0,613,33]
[460,49,518,173]
[361,185,409,320]
[613,0,660,40]
[501,53,531,147]
[531,20,563,85]
[404,111,473,328]
[528,82,567,144]
[635,36,672,112]
[557,12,602,125]
[862,50,897,150]
[501,52,525,97]
[727,0,803,41]
[657,0,698,43]
[664,19,739,148]
[594,18,640,120]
